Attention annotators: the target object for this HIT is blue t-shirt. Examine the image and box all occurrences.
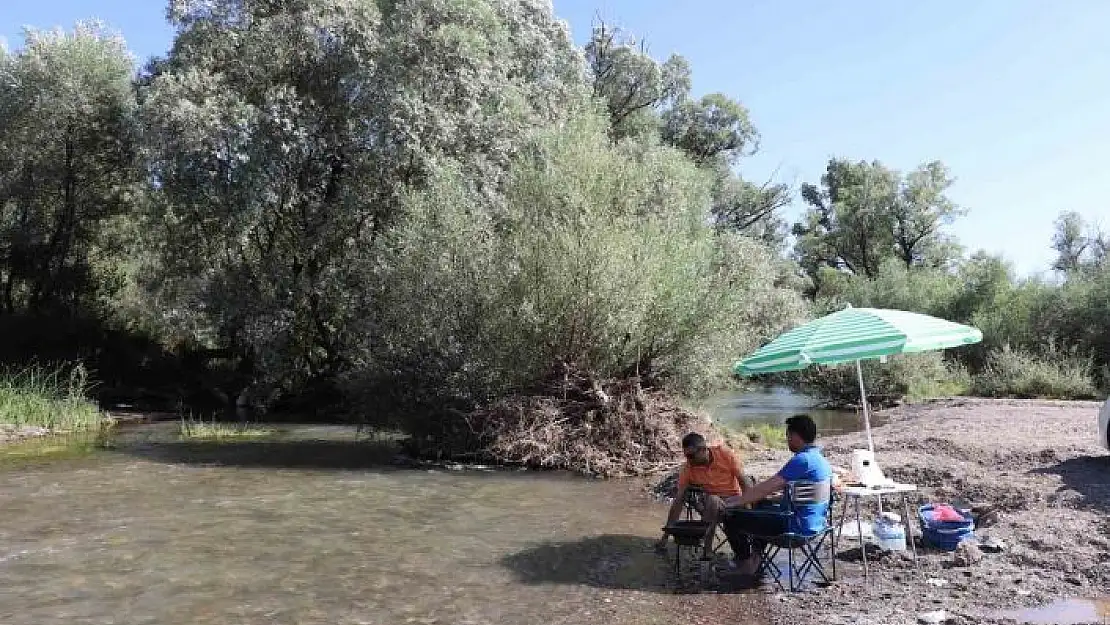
[776,445,833,535]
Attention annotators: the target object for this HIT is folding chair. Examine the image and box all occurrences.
[731,480,837,592]
[661,485,732,583]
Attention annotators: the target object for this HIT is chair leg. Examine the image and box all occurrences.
[798,541,829,585]
[761,543,786,592]
[785,548,794,590]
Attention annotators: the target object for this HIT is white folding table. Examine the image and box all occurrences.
[833,482,922,581]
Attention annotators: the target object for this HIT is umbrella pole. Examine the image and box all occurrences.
[855,358,885,518]
[854,359,875,453]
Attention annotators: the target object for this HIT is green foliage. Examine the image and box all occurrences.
[178,415,277,441]
[584,21,784,244]
[798,351,966,408]
[0,363,102,430]
[734,422,788,450]
[970,345,1099,400]
[584,21,690,142]
[0,22,141,317]
[141,0,590,399]
[661,93,758,165]
[352,111,806,430]
[814,257,961,318]
[1051,211,1107,273]
[794,158,964,285]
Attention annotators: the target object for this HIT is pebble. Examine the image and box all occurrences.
[952,542,983,567]
[918,610,948,624]
[979,537,1007,553]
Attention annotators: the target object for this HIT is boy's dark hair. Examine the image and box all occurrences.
[785,414,818,444]
[681,432,707,450]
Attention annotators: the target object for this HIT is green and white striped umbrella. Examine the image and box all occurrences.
[734,306,982,375]
[733,306,982,452]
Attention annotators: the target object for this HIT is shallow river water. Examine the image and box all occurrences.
[706,385,876,436]
[0,425,766,625]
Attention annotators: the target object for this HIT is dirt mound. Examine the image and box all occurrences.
[416,369,725,478]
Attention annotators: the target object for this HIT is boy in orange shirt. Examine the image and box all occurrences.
[657,432,749,558]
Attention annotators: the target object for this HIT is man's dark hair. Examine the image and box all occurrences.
[681,432,707,449]
[785,414,818,444]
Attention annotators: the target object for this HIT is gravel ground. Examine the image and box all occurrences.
[735,398,1110,625]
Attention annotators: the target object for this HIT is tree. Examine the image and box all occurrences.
[140,0,588,399]
[0,23,140,316]
[661,93,758,165]
[709,173,790,248]
[793,157,964,284]
[584,20,689,141]
[1051,211,1106,272]
[794,158,899,279]
[893,161,965,268]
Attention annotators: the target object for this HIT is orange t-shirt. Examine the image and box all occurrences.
[678,445,743,497]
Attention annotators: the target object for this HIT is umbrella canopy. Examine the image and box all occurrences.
[734,306,982,376]
[733,306,982,453]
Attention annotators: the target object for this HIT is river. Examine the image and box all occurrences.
[0,388,864,625]
[706,385,880,437]
[0,423,769,625]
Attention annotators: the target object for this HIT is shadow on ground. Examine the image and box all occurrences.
[501,534,678,593]
[1030,454,1110,512]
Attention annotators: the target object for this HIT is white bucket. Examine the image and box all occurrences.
[873,512,906,552]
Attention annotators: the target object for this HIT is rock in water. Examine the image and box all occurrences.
[953,541,983,567]
[918,610,948,624]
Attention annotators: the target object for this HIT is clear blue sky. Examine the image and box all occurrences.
[4,1,1109,276]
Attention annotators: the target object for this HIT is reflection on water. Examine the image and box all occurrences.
[0,426,765,625]
[1002,597,1110,625]
[706,386,883,436]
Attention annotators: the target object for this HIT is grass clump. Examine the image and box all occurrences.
[0,363,103,430]
[970,345,1099,400]
[178,415,277,441]
[734,422,789,450]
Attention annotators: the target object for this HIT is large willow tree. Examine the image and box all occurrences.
[141,0,587,398]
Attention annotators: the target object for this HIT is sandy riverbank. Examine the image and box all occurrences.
[734,398,1109,625]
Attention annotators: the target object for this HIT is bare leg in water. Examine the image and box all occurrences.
[698,494,746,559]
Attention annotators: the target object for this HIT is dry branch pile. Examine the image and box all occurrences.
[458,368,713,477]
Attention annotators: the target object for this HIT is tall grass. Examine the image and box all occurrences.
[0,363,102,430]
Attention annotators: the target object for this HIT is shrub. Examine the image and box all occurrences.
[970,345,1099,400]
[352,112,806,440]
[797,351,966,408]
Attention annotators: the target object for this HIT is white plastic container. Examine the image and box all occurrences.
[873,512,906,552]
[850,449,886,486]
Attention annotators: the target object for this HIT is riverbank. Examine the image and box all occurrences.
[737,398,1108,625]
[0,423,55,444]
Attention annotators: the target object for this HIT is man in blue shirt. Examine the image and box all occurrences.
[722,414,834,580]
